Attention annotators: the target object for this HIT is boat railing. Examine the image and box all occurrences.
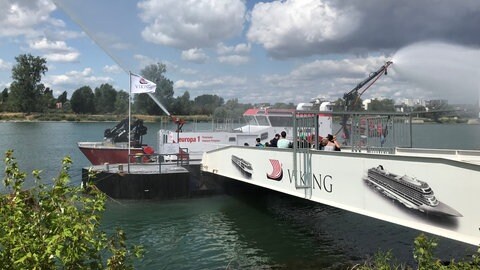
[126,148,190,173]
[160,117,244,132]
[365,146,396,154]
[293,110,413,153]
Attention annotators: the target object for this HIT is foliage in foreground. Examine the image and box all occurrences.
[353,234,480,270]
[0,150,142,269]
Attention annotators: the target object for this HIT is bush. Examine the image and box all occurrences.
[0,150,142,269]
[353,234,480,270]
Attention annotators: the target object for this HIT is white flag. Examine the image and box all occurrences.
[130,73,156,94]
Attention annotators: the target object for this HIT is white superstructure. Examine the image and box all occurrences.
[158,101,333,161]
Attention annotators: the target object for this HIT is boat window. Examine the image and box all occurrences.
[269,116,293,127]
[228,137,236,142]
[244,116,257,126]
[256,115,270,126]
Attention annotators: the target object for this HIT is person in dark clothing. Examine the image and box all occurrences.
[269,133,280,147]
[255,138,265,147]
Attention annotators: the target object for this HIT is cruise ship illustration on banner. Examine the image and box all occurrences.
[231,155,253,178]
[364,165,462,217]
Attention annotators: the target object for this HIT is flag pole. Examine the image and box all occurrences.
[128,71,131,167]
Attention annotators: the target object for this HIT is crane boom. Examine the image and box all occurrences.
[340,61,393,142]
[343,61,393,111]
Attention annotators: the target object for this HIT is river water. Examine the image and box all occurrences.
[0,121,479,269]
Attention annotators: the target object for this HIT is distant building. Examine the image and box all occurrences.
[362,99,371,110]
[402,98,426,107]
[427,99,448,110]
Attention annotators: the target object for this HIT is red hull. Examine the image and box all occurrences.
[79,143,145,165]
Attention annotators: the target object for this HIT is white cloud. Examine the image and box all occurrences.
[44,29,84,40]
[262,56,395,102]
[181,48,208,64]
[247,0,360,58]
[180,68,198,75]
[103,64,123,74]
[216,42,250,65]
[0,81,11,91]
[163,61,198,75]
[29,38,70,52]
[174,75,246,89]
[218,55,249,65]
[133,54,162,70]
[217,42,251,55]
[46,68,113,94]
[138,0,246,49]
[0,59,11,71]
[29,37,80,62]
[0,0,57,37]
[44,52,80,62]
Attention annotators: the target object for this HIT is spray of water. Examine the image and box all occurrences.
[392,41,480,104]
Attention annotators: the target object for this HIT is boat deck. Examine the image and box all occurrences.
[85,160,201,175]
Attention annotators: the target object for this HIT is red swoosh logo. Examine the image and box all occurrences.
[267,159,283,181]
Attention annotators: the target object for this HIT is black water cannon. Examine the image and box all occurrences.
[384,61,393,75]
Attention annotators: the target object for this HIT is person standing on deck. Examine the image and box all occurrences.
[269,133,280,147]
[277,131,291,148]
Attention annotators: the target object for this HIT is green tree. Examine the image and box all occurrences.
[94,83,117,113]
[212,98,246,119]
[272,102,295,109]
[57,90,68,104]
[1,88,8,103]
[332,98,345,112]
[41,87,56,111]
[171,91,192,115]
[134,63,174,115]
[0,150,142,269]
[368,98,395,112]
[223,98,242,118]
[114,90,129,114]
[0,88,8,111]
[8,54,48,113]
[70,86,95,114]
[192,94,224,115]
[213,107,228,119]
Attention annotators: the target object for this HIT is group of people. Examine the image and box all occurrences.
[253,131,292,148]
[251,131,340,151]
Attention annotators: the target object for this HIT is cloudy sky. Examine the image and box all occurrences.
[1,0,479,105]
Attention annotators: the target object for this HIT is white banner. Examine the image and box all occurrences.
[130,73,156,94]
[201,147,480,246]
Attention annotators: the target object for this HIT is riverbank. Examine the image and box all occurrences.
[1,112,477,124]
[0,112,211,122]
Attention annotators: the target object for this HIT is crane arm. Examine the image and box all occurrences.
[339,61,392,142]
[343,61,393,111]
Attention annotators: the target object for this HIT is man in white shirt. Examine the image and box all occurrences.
[277,131,291,148]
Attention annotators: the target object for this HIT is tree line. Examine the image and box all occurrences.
[0,54,293,119]
[1,54,398,120]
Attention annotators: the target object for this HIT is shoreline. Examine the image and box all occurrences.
[0,113,211,123]
[0,112,477,124]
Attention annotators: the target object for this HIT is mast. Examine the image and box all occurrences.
[128,71,132,159]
